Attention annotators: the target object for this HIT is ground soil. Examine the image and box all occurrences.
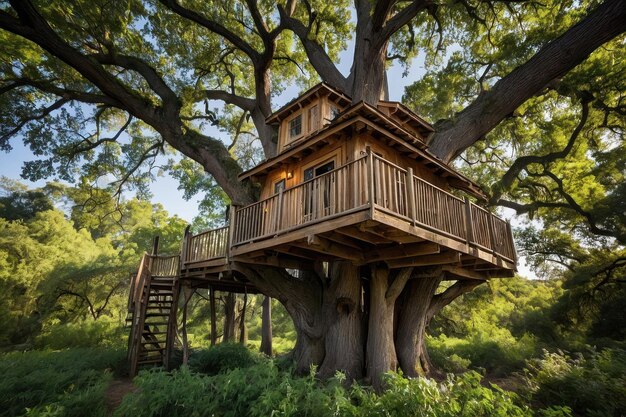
[105,378,137,415]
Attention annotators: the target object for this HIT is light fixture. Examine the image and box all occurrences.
[286,170,293,179]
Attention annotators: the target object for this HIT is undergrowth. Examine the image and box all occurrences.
[0,348,125,417]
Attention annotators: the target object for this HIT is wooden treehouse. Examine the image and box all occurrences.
[127,83,517,374]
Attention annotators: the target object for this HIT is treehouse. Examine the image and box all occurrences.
[127,83,517,374]
[219,83,514,276]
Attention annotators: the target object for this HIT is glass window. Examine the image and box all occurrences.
[289,114,302,138]
[274,179,286,194]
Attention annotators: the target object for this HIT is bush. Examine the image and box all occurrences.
[187,343,263,375]
[523,348,626,417]
[118,349,567,417]
[35,319,127,350]
[0,348,125,417]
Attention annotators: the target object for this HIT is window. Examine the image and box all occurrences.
[329,105,341,120]
[289,114,302,138]
[274,179,286,194]
[303,160,336,220]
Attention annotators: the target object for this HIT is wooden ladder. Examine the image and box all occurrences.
[127,253,180,376]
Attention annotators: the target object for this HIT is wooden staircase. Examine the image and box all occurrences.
[127,253,181,376]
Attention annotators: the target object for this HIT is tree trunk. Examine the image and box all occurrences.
[350,34,388,105]
[209,286,217,346]
[238,290,248,344]
[223,292,236,342]
[366,265,396,391]
[395,273,443,377]
[260,296,273,356]
[180,286,195,365]
[317,261,364,381]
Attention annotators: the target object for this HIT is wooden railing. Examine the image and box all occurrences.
[193,152,516,264]
[233,156,370,245]
[183,226,229,264]
[151,255,180,277]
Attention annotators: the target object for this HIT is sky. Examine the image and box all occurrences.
[0,32,536,279]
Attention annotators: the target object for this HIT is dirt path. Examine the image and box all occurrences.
[105,378,138,415]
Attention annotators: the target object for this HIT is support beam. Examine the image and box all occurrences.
[442,265,488,281]
[387,252,461,269]
[362,242,440,264]
[292,235,363,262]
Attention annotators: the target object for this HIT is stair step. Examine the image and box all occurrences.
[141,340,165,345]
[137,358,163,365]
[145,313,170,317]
[144,322,169,326]
[143,331,167,335]
[142,347,166,352]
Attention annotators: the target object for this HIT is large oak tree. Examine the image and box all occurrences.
[1,0,625,388]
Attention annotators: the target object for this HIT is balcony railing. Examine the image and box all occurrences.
[232,153,516,262]
[182,152,516,266]
[183,226,229,265]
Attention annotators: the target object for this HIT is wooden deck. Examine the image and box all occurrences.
[181,152,516,279]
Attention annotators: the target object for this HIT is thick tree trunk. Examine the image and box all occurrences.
[350,33,388,105]
[260,296,273,356]
[318,261,364,381]
[223,293,236,342]
[366,265,397,391]
[395,273,443,377]
[366,266,412,391]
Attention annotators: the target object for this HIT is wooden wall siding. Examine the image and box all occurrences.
[184,226,229,264]
[234,156,369,245]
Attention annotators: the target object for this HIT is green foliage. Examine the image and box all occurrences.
[428,278,561,375]
[188,343,263,375]
[0,348,125,417]
[523,348,626,417]
[118,355,567,417]
[34,318,127,350]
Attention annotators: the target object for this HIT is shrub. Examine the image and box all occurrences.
[523,348,626,417]
[0,348,125,417]
[187,343,263,375]
[35,319,127,350]
[118,349,567,417]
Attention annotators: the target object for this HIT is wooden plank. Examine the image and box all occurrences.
[362,242,440,264]
[230,209,370,257]
[291,235,363,262]
[387,251,461,269]
[321,230,364,249]
[335,225,392,244]
[442,265,488,281]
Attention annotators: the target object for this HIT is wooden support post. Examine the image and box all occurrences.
[366,147,375,218]
[464,197,474,247]
[507,222,517,262]
[227,205,236,259]
[406,167,417,225]
[181,225,191,267]
[487,215,497,254]
[239,287,248,344]
[209,286,217,346]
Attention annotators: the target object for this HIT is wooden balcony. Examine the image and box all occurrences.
[182,153,516,279]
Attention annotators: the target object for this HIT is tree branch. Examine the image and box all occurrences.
[428,0,626,163]
[490,98,591,203]
[158,0,261,65]
[278,5,348,92]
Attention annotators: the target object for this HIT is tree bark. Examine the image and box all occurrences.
[223,293,237,342]
[317,261,364,381]
[260,296,273,356]
[238,289,248,344]
[395,272,443,377]
[366,265,412,391]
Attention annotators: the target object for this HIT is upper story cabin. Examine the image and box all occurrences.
[181,83,516,283]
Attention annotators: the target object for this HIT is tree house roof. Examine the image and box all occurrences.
[243,98,487,199]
